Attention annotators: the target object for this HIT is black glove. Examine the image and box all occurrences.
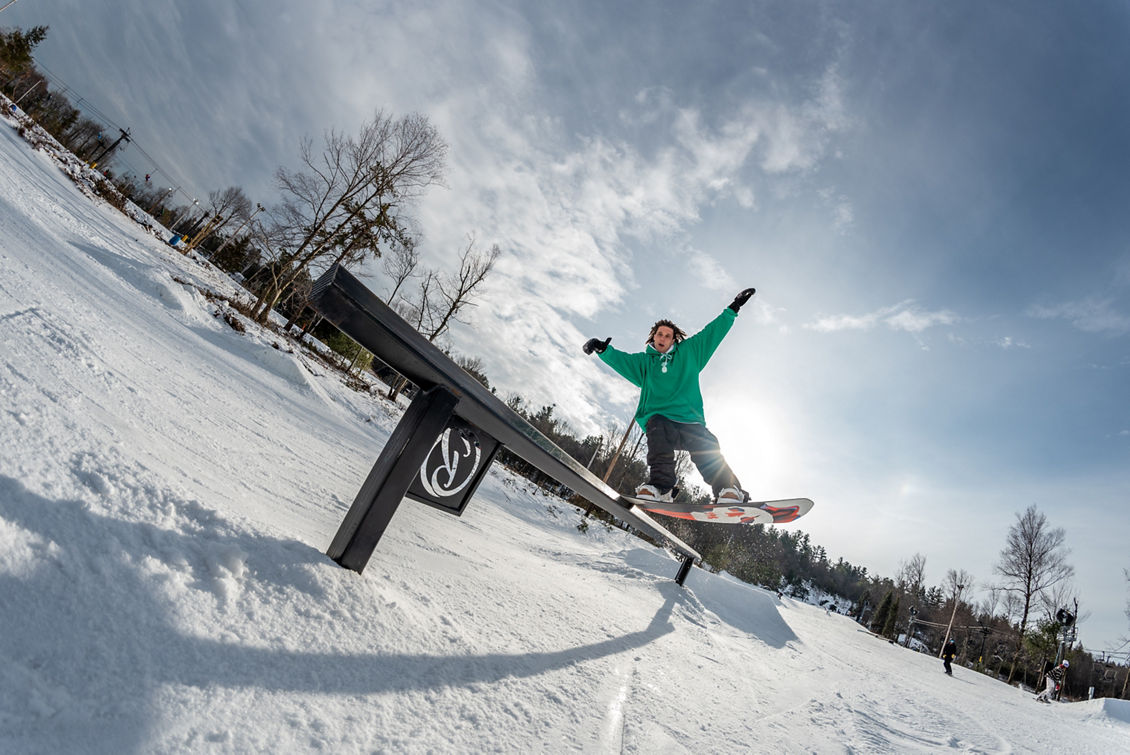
[583,337,611,355]
[728,287,756,313]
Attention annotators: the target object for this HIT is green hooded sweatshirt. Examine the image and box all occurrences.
[598,308,736,429]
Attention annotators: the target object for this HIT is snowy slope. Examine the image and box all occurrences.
[2,106,1128,753]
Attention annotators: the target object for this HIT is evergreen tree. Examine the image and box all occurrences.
[871,591,894,633]
[0,25,48,75]
[883,597,901,639]
[854,590,872,622]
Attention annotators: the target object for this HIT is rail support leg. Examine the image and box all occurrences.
[327,385,458,573]
[674,554,694,586]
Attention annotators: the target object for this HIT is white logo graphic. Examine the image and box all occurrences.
[419,428,482,499]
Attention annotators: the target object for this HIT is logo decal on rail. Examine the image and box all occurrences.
[419,426,483,498]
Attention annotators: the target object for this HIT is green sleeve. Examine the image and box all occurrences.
[597,345,646,387]
[684,308,737,368]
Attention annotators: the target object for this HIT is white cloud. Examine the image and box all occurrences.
[750,64,852,176]
[425,60,851,347]
[686,248,737,293]
[806,311,882,333]
[885,306,958,333]
[832,200,855,232]
[733,184,757,209]
[749,299,788,333]
[805,300,959,334]
[1028,297,1130,335]
[818,187,855,233]
[994,336,1030,350]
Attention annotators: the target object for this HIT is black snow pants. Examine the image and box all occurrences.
[644,414,741,497]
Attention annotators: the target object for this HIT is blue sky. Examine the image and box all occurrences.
[7,0,1129,649]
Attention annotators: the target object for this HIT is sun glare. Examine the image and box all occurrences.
[706,392,797,499]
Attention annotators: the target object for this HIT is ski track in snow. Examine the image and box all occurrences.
[2,104,1130,753]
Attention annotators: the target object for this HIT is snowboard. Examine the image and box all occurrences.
[620,495,813,525]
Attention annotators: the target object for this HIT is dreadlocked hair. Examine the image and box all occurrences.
[647,319,687,346]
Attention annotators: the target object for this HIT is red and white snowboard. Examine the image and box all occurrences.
[620,496,813,525]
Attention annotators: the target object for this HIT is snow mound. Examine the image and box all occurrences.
[1104,697,1130,724]
[1082,696,1130,725]
[245,337,332,402]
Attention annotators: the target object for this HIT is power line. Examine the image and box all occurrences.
[29,58,203,208]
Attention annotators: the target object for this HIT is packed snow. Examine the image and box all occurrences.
[2,104,1129,753]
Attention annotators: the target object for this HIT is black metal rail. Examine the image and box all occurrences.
[309,263,699,583]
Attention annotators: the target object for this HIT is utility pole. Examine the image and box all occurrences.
[89,128,131,168]
[14,79,42,106]
[580,421,634,519]
[182,211,213,243]
[601,422,634,483]
[170,198,200,234]
[939,583,964,657]
[1054,602,1077,666]
[977,623,991,666]
[147,186,176,216]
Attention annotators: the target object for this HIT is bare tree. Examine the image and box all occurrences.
[1041,580,1080,622]
[242,218,292,307]
[896,553,927,607]
[994,505,1074,655]
[382,238,420,305]
[28,87,79,136]
[386,239,501,400]
[250,110,446,323]
[978,586,1003,622]
[1123,569,1130,648]
[944,568,976,600]
[205,186,252,236]
[396,269,438,334]
[455,354,491,390]
[416,238,501,341]
[63,116,105,158]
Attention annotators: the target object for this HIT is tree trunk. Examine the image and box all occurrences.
[386,374,409,402]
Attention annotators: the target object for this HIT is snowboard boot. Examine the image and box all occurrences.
[635,483,674,503]
[715,487,749,505]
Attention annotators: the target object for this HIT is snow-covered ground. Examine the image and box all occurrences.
[2,104,1129,753]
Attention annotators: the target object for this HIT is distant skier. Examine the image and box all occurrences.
[942,638,957,675]
[583,287,756,505]
[1035,659,1068,702]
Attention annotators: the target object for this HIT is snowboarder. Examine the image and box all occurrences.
[1035,659,1068,702]
[942,638,957,675]
[583,287,756,504]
